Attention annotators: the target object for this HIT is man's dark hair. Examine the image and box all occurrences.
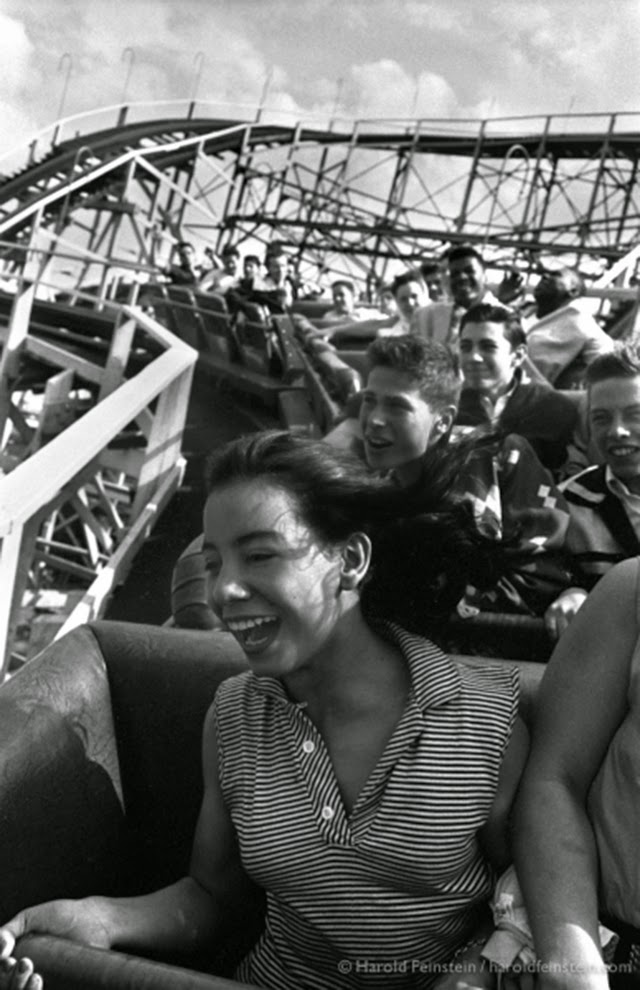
[445,244,485,269]
[366,334,462,410]
[586,341,640,389]
[420,260,440,278]
[460,303,526,349]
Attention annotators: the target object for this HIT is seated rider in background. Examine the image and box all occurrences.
[420,259,445,301]
[237,253,262,295]
[317,268,431,343]
[0,430,528,990]
[456,303,581,477]
[354,335,572,622]
[165,240,203,286]
[419,244,501,346]
[199,244,241,294]
[316,279,369,326]
[524,260,614,390]
[544,342,640,640]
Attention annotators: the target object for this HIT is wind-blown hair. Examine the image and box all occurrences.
[205,430,508,637]
[366,335,462,412]
[586,341,640,389]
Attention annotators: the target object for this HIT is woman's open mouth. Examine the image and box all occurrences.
[225,615,281,654]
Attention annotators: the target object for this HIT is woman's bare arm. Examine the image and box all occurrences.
[514,560,637,989]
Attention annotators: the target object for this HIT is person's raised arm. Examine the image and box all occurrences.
[514,559,637,990]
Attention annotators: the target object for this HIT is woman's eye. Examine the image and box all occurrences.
[246,552,274,564]
[203,559,221,575]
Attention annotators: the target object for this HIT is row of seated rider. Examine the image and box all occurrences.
[165,240,628,647]
[166,239,318,311]
[317,246,620,487]
[325,326,640,648]
[318,244,614,389]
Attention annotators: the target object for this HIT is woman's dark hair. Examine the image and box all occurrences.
[205,430,509,638]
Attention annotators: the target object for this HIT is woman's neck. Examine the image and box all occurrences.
[282,608,405,718]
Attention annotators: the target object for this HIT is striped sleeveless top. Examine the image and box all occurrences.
[214,623,519,989]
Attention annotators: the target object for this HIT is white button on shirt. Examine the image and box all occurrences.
[321,805,335,820]
[302,740,315,754]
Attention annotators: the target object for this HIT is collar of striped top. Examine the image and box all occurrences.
[250,621,461,711]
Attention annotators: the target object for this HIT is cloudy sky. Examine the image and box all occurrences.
[0,0,637,157]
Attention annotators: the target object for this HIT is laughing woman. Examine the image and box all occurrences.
[0,431,527,990]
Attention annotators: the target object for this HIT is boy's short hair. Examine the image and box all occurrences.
[366,334,462,411]
[586,341,640,389]
[221,244,240,258]
[332,279,356,295]
[390,269,426,297]
[460,303,526,349]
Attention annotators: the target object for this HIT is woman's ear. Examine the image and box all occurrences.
[339,532,372,590]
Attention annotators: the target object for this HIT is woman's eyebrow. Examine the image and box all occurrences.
[202,531,282,552]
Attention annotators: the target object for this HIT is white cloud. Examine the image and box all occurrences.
[0,11,32,91]
[349,59,456,118]
[0,0,636,163]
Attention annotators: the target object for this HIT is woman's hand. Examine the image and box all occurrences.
[0,955,42,990]
[0,896,116,988]
[0,898,114,954]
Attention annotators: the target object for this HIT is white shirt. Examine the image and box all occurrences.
[606,467,640,540]
[525,300,613,387]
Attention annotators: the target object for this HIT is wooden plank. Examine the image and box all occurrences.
[31,368,74,452]
[98,316,137,401]
[131,365,193,517]
[25,336,104,384]
[0,517,41,678]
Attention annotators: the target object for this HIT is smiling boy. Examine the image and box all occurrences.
[358,335,571,618]
[545,343,640,637]
[456,304,580,474]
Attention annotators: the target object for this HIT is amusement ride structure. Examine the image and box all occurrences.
[0,97,639,674]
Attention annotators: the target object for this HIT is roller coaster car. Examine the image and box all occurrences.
[0,618,542,990]
[0,620,263,989]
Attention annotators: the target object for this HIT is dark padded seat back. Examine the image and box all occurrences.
[0,625,128,917]
[92,621,247,891]
[0,622,249,917]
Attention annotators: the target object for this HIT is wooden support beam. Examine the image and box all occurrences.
[98,317,137,401]
[0,516,41,677]
[56,458,184,637]
[30,368,74,453]
[131,364,193,517]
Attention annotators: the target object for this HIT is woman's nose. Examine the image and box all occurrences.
[209,565,250,608]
